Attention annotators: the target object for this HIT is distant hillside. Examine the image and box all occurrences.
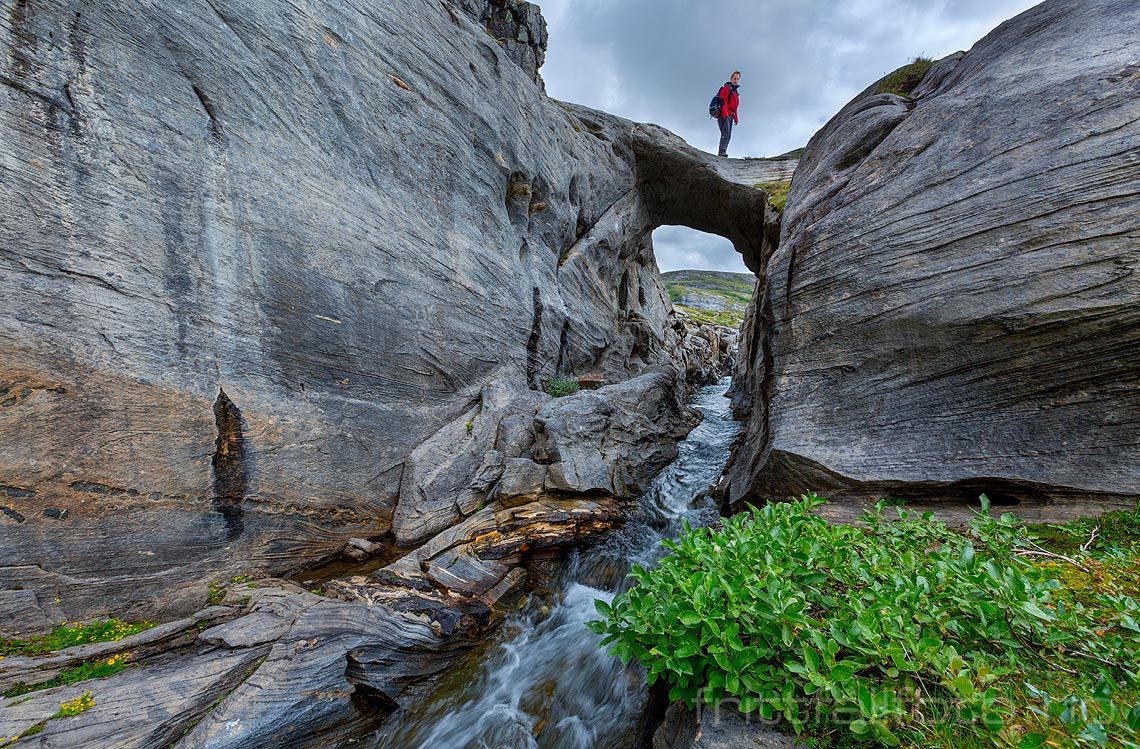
[662,270,756,328]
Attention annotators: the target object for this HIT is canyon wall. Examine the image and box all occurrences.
[727,0,1140,515]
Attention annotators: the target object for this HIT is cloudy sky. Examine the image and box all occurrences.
[536,0,1040,274]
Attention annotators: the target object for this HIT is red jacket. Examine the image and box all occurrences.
[718,83,739,123]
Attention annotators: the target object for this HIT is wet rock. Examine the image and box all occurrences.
[728,0,1140,511]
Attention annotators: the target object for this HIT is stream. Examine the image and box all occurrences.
[367,378,741,749]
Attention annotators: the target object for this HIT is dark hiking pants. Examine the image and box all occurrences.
[718,116,733,157]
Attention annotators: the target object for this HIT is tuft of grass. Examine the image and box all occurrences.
[20,722,45,738]
[0,619,154,658]
[545,377,580,398]
[207,581,226,606]
[3,652,130,698]
[54,690,95,718]
[754,180,791,213]
[877,56,934,97]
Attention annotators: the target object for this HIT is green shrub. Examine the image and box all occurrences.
[754,181,791,213]
[877,57,934,97]
[545,377,580,398]
[589,495,1140,747]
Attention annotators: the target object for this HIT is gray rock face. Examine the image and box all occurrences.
[653,701,804,749]
[0,0,782,629]
[728,0,1140,510]
[0,0,790,744]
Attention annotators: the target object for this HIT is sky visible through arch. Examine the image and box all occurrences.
[537,0,1040,273]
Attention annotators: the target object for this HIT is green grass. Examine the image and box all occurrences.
[545,377,580,398]
[590,496,1140,748]
[675,305,743,329]
[755,181,791,213]
[3,653,130,698]
[1027,511,1140,554]
[877,57,935,97]
[0,619,154,658]
[663,271,755,330]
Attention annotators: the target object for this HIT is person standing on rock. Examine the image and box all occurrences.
[715,71,741,157]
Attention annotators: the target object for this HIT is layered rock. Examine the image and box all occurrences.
[727,0,1140,512]
[0,0,785,633]
[455,0,549,86]
[0,0,793,742]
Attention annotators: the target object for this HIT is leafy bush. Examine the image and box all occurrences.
[545,377,580,398]
[877,57,934,97]
[588,495,1140,747]
[755,181,791,213]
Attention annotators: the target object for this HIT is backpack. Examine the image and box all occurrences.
[708,91,723,118]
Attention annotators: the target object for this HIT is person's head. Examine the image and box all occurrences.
[730,71,741,85]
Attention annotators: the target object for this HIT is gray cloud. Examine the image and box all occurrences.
[652,226,740,273]
[538,0,1041,273]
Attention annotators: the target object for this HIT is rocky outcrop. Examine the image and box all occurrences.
[0,0,793,741]
[455,0,549,86]
[0,0,787,634]
[673,312,738,381]
[727,0,1140,511]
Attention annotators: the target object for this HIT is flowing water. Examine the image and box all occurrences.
[370,379,741,749]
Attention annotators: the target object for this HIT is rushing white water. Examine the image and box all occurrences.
[370,379,741,749]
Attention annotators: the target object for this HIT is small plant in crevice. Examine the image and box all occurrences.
[54,690,96,718]
[545,377,580,398]
[877,56,934,97]
[754,180,791,212]
[207,581,226,606]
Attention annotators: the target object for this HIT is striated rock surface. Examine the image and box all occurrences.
[0,0,791,743]
[0,0,786,633]
[727,0,1140,511]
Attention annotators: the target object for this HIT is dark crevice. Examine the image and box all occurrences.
[191,83,225,143]
[525,287,544,389]
[345,652,400,718]
[211,388,247,540]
